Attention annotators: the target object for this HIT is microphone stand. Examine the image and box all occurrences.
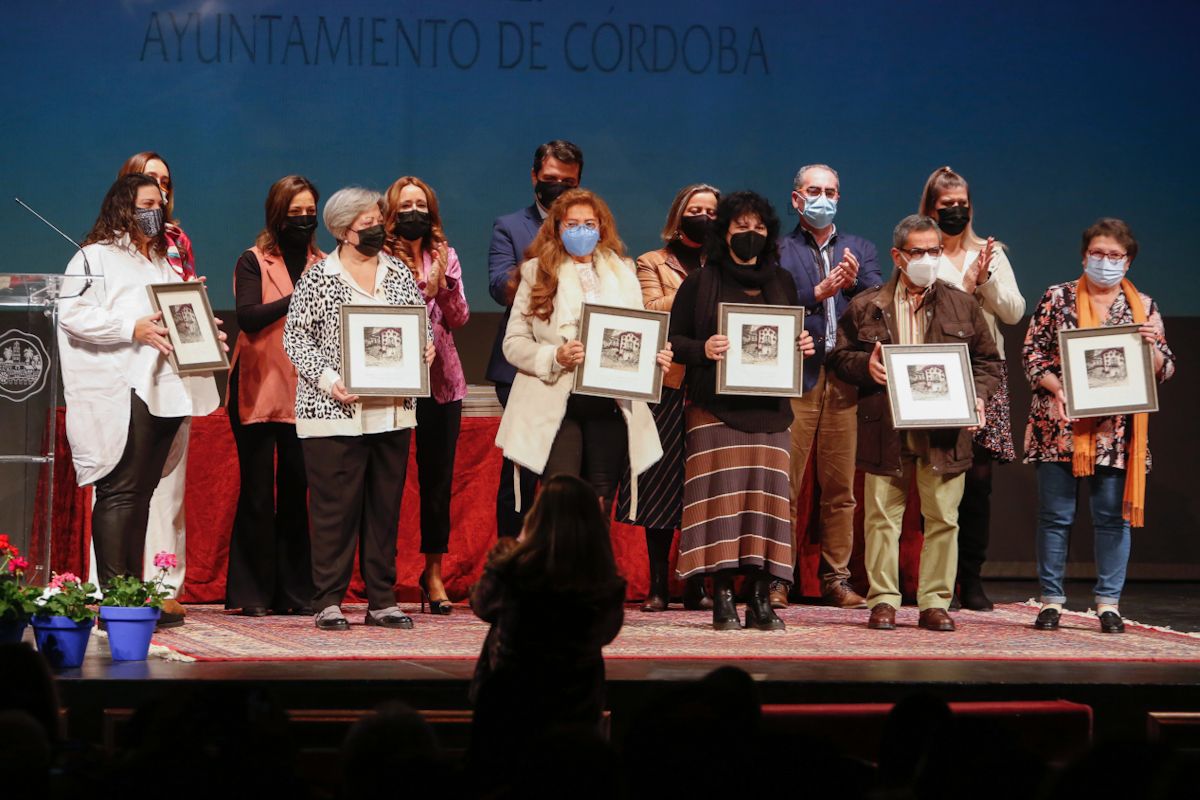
[13,197,92,299]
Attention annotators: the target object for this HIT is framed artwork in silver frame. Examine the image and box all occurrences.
[882,342,979,429]
[145,281,229,374]
[716,303,804,397]
[1059,323,1158,419]
[573,303,669,403]
[339,304,430,397]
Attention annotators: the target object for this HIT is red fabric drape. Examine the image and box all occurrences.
[47,409,926,603]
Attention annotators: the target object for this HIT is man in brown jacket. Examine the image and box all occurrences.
[828,215,1002,632]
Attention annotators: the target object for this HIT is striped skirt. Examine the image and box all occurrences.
[675,407,793,582]
[616,386,684,529]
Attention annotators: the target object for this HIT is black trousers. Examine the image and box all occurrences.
[543,394,627,508]
[957,443,994,584]
[92,392,184,586]
[415,397,462,554]
[495,383,538,539]
[224,366,313,610]
[302,428,411,612]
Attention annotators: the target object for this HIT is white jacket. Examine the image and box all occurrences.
[937,247,1025,358]
[57,238,219,486]
[495,249,662,517]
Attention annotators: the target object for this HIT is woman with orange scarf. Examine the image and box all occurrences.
[1022,219,1174,634]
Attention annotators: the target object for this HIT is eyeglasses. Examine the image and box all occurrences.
[899,246,944,258]
[563,221,598,231]
[1087,249,1126,260]
[798,187,838,199]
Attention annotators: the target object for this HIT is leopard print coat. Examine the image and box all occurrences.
[283,251,431,437]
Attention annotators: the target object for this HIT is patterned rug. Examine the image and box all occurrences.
[150,603,1200,663]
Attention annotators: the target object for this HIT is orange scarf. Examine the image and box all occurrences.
[1072,276,1148,527]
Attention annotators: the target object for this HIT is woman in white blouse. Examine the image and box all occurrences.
[496,188,670,519]
[283,187,434,632]
[58,174,222,623]
[918,166,1026,611]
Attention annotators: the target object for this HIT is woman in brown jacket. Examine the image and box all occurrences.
[616,183,719,612]
[225,176,324,616]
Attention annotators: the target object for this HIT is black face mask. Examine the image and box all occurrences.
[678,214,712,246]
[351,224,386,257]
[937,206,970,236]
[729,231,768,262]
[392,210,432,241]
[535,180,572,210]
[278,214,317,250]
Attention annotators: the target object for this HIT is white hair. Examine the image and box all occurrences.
[323,187,382,241]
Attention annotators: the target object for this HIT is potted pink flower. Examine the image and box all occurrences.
[98,551,177,661]
[31,572,100,669]
[0,535,40,644]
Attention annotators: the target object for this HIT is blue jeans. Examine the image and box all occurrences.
[1035,461,1131,606]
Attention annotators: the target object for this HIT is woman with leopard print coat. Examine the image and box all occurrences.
[283,186,434,633]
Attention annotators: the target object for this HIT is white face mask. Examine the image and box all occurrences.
[903,254,939,288]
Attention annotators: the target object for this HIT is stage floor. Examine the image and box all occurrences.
[41,580,1200,745]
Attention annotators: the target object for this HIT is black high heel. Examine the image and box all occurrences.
[419,571,453,615]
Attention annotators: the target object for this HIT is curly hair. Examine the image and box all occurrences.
[381,176,448,278]
[255,175,321,256]
[508,188,625,322]
[118,151,176,221]
[82,173,168,258]
[704,190,781,267]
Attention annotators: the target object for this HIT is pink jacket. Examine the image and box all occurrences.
[416,246,470,404]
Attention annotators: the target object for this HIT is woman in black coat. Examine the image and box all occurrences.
[468,474,625,778]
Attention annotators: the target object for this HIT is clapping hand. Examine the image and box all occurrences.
[963,237,995,294]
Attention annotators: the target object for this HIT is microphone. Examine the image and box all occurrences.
[13,197,92,297]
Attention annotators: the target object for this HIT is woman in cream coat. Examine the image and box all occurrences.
[496,188,670,519]
[919,166,1026,611]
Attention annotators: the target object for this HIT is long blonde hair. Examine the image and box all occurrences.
[918,166,988,250]
[509,188,625,322]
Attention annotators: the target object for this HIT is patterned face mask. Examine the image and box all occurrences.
[134,207,164,238]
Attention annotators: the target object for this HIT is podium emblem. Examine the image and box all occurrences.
[0,330,49,402]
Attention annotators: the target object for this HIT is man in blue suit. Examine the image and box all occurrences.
[486,140,583,538]
[775,163,883,608]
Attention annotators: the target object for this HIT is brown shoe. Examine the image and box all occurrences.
[823,581,868,609]
[868,603,896,630]
[768,580,789,609]
[161,598,186,617]
[918,608,956,632]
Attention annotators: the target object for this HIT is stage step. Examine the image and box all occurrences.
[760,700,1093,764]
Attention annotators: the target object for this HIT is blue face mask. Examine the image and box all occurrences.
[561,225,600,258]
[801,194,837,229]
[1085,254,1126,288]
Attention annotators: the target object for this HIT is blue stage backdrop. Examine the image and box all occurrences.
[2,1,1197,311]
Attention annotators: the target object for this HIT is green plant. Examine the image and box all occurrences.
[0,534,39,622]
[100,551,177,609]
[35,572,100,622]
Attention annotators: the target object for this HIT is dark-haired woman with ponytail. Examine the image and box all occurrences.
[669,191,815,631]
[224,176,324,616]
[58,173,223,599]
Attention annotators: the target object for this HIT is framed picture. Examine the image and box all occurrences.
[574,303,669,403]
[716,303,804,397]
[145,282,229,374]
[339,304,430,397]
[882,343,979,429]
[1059,323,1158,419]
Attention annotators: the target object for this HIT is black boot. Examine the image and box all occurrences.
[711,572,741,631]
[641,527,672,612]
[683,575,712,611]
[958,577,994,611]
[744,572,786,631]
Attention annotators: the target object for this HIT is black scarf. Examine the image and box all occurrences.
[692,255,790,343]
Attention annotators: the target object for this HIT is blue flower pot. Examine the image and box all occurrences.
[0,617,28,645]
[31,615,93,668]
[99,606,161,661]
